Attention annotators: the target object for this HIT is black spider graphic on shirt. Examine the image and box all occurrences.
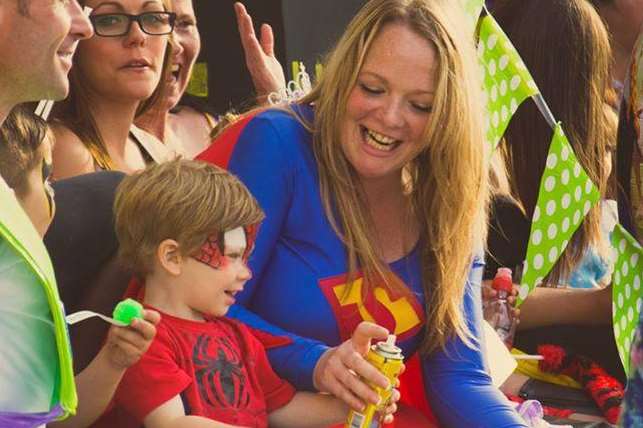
[192,334,251,408]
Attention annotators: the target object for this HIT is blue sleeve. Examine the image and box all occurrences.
[423,258,528,427]
[225,112,328,390]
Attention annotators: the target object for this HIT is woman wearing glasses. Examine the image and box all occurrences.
[51,0,176,179]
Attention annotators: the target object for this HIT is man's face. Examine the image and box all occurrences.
[0,0,93,104]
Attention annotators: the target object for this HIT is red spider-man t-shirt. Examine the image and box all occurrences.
[99,309,296,427]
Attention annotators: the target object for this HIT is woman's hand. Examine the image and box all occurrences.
[234,2,286,99]
[313,321,399,413]
[380,387,401,424]
[482,279,521,321]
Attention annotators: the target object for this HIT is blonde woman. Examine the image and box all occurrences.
[51,0,176,179]
[198,0,526,426]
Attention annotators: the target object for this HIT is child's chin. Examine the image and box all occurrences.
[210,307,231,317]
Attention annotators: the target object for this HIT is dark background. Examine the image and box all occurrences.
[192,0,366,113]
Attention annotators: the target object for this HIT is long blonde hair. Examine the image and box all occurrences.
[52,0,174,170]
[298,0,488,354]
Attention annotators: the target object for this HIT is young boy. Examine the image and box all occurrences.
[104,159,349,428]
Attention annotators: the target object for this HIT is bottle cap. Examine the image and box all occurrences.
[492,267,513,293]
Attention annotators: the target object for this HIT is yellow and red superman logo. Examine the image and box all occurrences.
[319,273,424,342]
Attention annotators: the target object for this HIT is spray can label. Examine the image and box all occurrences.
[345,336,404,428]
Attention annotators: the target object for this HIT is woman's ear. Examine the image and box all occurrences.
[157,239,183,276]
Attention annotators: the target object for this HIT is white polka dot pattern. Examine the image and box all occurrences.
[478,15,539,149]
[610,224,643,375]
[517,124,601,306]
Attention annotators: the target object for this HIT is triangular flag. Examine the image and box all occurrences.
[611,223,643,374]
[477,15,539,149]
[518,124,601,304]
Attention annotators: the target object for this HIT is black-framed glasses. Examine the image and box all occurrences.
[90,12,176,37]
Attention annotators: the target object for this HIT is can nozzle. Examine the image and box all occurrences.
[374,334,402,357]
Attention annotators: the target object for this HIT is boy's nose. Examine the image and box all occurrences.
[238,263,252,281]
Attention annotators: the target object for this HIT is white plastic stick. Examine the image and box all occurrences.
[513,354,545,361]
[34,100,49,117]
[65,310,126,327]
[41,100,54,121]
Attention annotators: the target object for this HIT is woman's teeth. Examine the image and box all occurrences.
[364,127,399,151]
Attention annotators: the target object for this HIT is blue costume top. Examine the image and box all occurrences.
[198,105,527,427]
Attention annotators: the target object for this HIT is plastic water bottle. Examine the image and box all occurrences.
[484,267,517,349]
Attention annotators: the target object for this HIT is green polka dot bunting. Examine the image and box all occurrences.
[477,15,539,150]
[517,124,601,305]
[610,223,642,374]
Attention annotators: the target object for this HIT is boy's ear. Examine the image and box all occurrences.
[157,239,183,276]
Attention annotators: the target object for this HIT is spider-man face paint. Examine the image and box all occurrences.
[192,234,226,269]
[192,224,259,270]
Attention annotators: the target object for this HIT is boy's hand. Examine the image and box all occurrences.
[482,280,520,320]
[104,309,160,370]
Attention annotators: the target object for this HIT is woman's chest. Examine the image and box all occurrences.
[251,238,425,349]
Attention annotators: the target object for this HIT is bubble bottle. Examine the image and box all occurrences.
[484,267,517,348]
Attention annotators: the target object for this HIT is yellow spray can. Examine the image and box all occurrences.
[346,335,404,428]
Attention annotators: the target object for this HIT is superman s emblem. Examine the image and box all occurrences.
[319,273,425,342]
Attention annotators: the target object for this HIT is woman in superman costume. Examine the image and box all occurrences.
[198,0,527,426]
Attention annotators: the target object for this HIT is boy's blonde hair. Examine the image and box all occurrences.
[114,159,264,276]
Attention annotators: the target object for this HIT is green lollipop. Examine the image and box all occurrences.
[112,298,144,325]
